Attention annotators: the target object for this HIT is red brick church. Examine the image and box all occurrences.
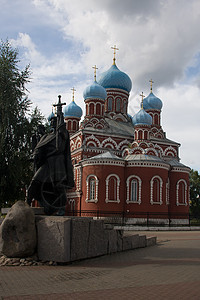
[61,47,190,224]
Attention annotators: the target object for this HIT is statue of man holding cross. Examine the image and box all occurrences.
[27,95,74,215]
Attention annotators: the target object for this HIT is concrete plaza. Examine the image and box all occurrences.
[0,230,200,299]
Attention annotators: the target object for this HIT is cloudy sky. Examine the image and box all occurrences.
[1,0,200,171]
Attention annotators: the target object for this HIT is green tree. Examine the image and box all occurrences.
[189,169,200,216]
[0,40,45,208]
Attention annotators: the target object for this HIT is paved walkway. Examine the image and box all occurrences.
[1,231,200,299]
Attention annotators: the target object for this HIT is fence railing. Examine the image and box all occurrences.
[67,209,200,227]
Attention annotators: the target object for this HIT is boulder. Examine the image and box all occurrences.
[0,201,36,257]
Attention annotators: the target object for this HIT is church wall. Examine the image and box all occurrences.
[168,169,190,217]
[125,165,169,217]
[81,163,125,212]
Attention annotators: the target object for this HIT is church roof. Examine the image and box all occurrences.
[98,63,132,93]
[143,92,163,110]
[132,108,152,126]
[85,117,134,138]
[168,159,190,169]
[89,151,123,160]
[64,100,83,118]
[125,154,165,162]
[83,80,107,100]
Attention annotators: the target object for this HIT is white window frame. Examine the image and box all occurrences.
[126,175,142,204]
[86,175,99,203]
[105,174,120,203]
[150,175,163,205]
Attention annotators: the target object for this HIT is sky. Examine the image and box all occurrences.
[1,0,200,172]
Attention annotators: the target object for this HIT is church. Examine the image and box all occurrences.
[57,46,190,224]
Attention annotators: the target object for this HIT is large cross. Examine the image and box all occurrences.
[92,65,98,81]
[53,95,66,116]
[140,92,145,109]
[71,87,76,102]
[111,45,119,64]
[149,79,154,92]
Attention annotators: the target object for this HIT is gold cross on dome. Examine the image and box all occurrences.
[149,79,154,92]
[71,87,76,102]
[92,65,98,81]
[140,92,145,109]
[111,45,119,65]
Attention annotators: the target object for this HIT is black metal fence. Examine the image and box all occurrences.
[67,209,200,227]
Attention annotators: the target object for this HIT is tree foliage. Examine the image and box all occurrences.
[189,169,200,216]
[0,40,45,207]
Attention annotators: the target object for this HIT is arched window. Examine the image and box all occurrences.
[107,98,113,111]
[86,175,99,203]
[89,103,94,115]
[138,130,143,140]
[166,179,170,205]
[150,176,163,205]
[96,103,101,115]
[116,98,121,112]
[154,114,158,125]
[131,180,137,201]
[68,120,71,131]
[176,179,187,206]
[90,178,95,200]
[123,101,126,113]
[126,176,142,204]
[105,174,120,203]
[73,120,76,131]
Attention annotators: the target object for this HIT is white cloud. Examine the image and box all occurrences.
[6,0,200,171]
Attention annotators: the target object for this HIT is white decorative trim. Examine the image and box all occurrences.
[85,174,99,203]
[127,161,170,171]
[150,175,163,205]
[74,136,82,149]
[176,179,187,206]
[164,146,177,157]
[85,134,101,147]
[117,139,130,150]
[154,144,164,156]
[145,147,159,156]
[101,137,118,149]
[105,174,120,203]
[82,160,125,167]
[126,175,142,204]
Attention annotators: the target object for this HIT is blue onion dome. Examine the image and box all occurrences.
[48,111,55,122]
[132,108,152,126]
[64,100,83,118]
[83,80,107,100]
[97,63,132,93]
[143,92,163,110]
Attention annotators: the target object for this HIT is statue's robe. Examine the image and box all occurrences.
[27,124,74,214]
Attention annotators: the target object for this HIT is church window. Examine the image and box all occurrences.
[131,180,137,201]
[126,175,142,204]
[73,120,76,131]
[89,103,94,115]
[105,174,120,203]
[176,179,187,206]
[108,98,113,111]
[68,120,72,131]
[150,176,163,205]
[96,103,101,115]
[86,175,99,203]
[123,100,126,113]
[89,178,95,200]
[116,98,121,112]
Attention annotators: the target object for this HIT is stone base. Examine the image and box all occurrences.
[35,216,156,263]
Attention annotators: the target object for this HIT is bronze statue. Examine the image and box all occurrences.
[27,96,74,215]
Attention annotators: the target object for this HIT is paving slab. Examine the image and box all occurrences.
[1,230,200,300]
